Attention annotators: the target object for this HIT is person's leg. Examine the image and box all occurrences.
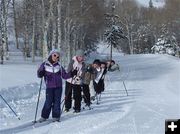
[65,82,72,111]
[73,85,82,112]
[52,88,62,119]
[89,80,96,101]
[93,81,99,94]
[82,84,91,106]
[96,80,103,94]
[41,88,54,119]
[101,79,105,92]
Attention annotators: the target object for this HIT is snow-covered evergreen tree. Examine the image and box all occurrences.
[105,25,127,48]
[133,24,155,54]
[104,24,127,59]
[151,24,178,56]
[151,35,178,56]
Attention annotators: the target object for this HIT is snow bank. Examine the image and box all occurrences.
[0,63,40,90]
[0,83,45,108]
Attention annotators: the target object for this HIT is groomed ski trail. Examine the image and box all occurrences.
[0,53,180,134]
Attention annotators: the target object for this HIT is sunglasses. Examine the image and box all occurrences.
[53,54,59,59]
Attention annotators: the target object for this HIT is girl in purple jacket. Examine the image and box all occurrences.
[37,49,76,122]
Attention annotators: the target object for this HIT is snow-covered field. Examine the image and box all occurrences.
[0,45,180,134]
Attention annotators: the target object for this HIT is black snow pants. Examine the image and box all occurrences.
[82,84,91,106]
[93,79,105,94]
[65,81,82,111]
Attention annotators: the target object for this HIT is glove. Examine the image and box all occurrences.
[71,69,77,77]
[38,71,45,78]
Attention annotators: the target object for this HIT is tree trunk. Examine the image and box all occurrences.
[52,22,56,49]
[12,0,19,49]
[23,25,29,60]
[64,1,71,63]
[42,22,48,60]
[41,0,54,60]
[0,0,9,63]
[0,1,3,64]
[5,0,9,55]
[127,24,133,54]
[32,13,35,62]
[57,0,62,51]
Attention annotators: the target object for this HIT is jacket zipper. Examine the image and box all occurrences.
[53,66,56,87]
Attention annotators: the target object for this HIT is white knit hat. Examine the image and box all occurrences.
[76,49,84,56]
[48,49,60,58]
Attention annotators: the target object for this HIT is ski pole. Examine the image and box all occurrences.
[60,97,66,113]
[33,78,43,123]
[123,81,128,96]
[60,98,65,104]
[0,94,20,120]
[59,99,65,121]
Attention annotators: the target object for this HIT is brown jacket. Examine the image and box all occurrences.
[82,64,96,85]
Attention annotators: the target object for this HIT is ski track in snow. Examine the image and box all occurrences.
[0,49,180,134]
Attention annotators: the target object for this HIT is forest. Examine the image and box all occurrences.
[0,0,180,64]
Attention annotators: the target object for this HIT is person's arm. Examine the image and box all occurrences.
[60,66,72,79]
[67,60,74,72]
[37,62,45,78]
[60,60,78,79]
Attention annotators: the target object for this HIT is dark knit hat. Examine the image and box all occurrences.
[93,59,101,66]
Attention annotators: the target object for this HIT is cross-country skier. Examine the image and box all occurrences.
[81,61,98,108]
[106,60,120,72]
[93,59,107,104]
[64,49,85,113]
[37,49,77,122]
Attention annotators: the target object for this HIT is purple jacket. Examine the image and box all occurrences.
[37,61,71,88]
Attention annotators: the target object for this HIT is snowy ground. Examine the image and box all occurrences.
[0,45,180,134]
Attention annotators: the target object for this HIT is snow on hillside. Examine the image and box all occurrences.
[136,0,165,8]
[0,44,180,134]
